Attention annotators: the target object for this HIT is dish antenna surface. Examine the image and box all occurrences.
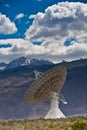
[24,66,67,119]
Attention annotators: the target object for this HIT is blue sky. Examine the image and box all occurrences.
[0,0,62,39]
[0,0,87,39]
[0,0,87,63]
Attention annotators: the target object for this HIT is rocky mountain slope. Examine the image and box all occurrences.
[0,58,87,119]
[0,57,53,70]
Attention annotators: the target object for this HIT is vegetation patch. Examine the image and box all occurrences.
[0,116,87,130]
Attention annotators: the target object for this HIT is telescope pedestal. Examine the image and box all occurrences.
[44,93,65,119]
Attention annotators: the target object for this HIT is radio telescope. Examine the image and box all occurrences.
[24,66,67,119]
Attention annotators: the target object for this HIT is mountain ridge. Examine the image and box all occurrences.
[0,57,53,70]
[1,57,87,71]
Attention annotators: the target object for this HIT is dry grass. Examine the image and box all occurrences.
[0,116,87,130]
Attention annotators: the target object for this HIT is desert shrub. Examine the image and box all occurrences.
[71,121,87,130]
[47,122,56,128]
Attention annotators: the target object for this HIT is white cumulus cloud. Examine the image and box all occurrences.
[1,2,87,63]
[15,13,25,20]
[0,38,47,63]
[0,13,17,35]
[25,2,87,62]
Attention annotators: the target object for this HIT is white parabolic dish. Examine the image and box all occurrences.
[24,65,67,119]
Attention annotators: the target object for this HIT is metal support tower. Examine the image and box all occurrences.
[45,92,65,119]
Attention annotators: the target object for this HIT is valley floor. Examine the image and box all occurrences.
[0,116,87,130]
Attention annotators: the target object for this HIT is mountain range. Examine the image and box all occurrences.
[0,57,53,70]
[0,57,87,119]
